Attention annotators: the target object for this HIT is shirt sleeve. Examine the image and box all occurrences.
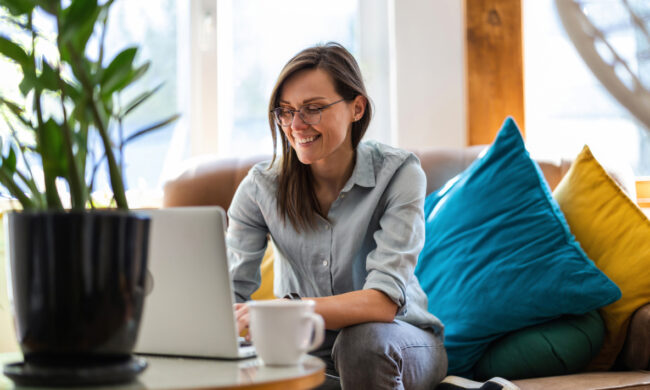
[226,168,269,302]
[363,156,426,315]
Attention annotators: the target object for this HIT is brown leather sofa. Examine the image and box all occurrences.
[163,146,650,390]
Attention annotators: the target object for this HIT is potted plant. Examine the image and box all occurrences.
[0,0,178,386]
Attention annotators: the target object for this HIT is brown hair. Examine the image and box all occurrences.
[268,42,372,231]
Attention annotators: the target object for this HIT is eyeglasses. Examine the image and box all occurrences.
[271,98,346,127]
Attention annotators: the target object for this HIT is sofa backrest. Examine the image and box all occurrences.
[162,146,574,209]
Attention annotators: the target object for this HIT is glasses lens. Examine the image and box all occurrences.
[274,108,293,126]
[299,106,321,125]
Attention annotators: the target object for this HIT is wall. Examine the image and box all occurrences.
[0,215,20,353]
[391,0,466,149]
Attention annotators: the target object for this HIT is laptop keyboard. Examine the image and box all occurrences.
[238,337,253,348]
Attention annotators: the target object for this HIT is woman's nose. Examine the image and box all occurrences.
[291,112,308,130]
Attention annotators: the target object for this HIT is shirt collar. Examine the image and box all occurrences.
[341,142,376,192]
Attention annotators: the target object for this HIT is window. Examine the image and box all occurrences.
[0,0,391,203]
[100,0,184,194]
[216,0,359,158]
[524,0,650,176]
[0,0,184,204]
[212,0,391,158]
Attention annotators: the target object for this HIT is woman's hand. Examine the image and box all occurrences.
[234,303,251,341]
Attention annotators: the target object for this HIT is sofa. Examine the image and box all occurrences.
[162,145,650,390]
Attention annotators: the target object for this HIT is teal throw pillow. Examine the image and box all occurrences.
[414,117,621,376]
[473,311,605,380]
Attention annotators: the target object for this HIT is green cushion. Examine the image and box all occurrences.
[473,311,605,380]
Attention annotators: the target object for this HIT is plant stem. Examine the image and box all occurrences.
[2,112,43,207]
[98,6,108,66]
[117,95,125,186]
[56,66,85,209]
[66,45,128,209]
[0,169,34,209]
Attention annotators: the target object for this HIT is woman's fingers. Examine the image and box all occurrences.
[234,303,251,339]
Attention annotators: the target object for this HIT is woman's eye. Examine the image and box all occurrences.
[304,106,320,114]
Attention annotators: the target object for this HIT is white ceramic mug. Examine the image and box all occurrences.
[247,299,325,366]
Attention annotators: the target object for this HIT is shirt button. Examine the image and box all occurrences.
[322,260,328,267]
[341,194,346,199]
[324,224,330,230]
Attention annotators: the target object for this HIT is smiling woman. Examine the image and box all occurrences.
[269,51,371,229]
[228,43,448,389]
[276,70,362,165]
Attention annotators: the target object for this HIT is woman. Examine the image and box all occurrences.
[228,42,447,389]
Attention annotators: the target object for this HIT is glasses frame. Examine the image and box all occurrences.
[271,98,347,127]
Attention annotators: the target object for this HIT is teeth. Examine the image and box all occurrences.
[296,135,319,145]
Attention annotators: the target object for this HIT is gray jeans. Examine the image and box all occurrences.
[310,320,448,390]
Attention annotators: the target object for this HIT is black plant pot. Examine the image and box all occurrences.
[4,210,150,384]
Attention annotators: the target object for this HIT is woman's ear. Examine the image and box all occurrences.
[352,95,367,121]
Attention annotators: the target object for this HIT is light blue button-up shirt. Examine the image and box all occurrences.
[226,140,443,334]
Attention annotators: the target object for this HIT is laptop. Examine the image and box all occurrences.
[134,206,256,359]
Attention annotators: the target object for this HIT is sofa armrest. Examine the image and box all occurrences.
[162,154,269,209]
[619,303,650,370]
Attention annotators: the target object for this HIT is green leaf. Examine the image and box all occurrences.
[33,0,57,14]
[17,59,37,96]
[1,99,32,128]
[0,166,34,209]
[0,0,36,16]
[100,47,138,94]
[0,97,24,117]
[129,62,150,84]
[39,59,82,100]
[59,0,100,62]
[0,35,30,66]
[119,83,164,117]
[40,118,68,178]
[39,59,59,91]
[4,145,17,172]
[123,113,180,145]
[18,70,36,95]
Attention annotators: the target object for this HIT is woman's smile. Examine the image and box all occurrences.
[295,133,322,146]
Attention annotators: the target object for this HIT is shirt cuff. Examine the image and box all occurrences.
[363,271,407,315]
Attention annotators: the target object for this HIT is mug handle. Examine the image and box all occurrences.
[301,312,325,352]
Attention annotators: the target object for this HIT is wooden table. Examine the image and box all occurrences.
[0,353,326,390]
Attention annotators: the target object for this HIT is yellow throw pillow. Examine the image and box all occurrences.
[553,145,650,370]
[250,243,275,300]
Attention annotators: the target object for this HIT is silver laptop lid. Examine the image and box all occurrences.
[134,206,245,358]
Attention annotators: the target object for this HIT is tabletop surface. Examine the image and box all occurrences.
[0,353,326,390]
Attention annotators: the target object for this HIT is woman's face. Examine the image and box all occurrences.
[278,68,364,166]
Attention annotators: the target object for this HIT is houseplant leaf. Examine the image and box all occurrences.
[100,47,138,96]
[0,97,31,128]
[123,114,180,145]
[0,36,29,66]
[58,0,100,64]
[118,83,163,118]
[0,0,36,16]
[40,118,68,179]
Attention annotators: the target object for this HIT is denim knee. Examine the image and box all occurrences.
[331,321,446,390]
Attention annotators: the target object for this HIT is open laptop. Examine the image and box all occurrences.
[134,206,255,359]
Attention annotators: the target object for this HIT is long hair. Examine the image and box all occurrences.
[268,42,372,231]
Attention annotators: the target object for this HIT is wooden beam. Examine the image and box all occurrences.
[465,0,525,145]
